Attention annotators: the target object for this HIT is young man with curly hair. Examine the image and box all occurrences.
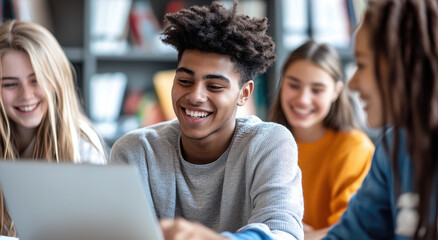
[111,1,303,239]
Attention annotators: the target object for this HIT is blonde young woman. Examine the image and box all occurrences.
[0,20,106,237]
[269,40,374,236]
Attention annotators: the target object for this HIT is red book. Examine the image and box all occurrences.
[129,1,160,47]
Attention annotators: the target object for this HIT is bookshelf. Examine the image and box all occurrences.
[32,0,360,144]
[270,0,364,85]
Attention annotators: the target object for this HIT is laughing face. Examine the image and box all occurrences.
[280,59,342,133]
[349,26,383,128]
[172,49,252,143]
[1,50,48,133]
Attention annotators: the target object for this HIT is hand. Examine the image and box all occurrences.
[303,223,314,232]
[160,218,229,240]
[304,226,330,240]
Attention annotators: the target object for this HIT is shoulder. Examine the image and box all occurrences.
[326,129,375,169]
[76,119,106,164]
[373,127,408,168]
[114,119,180,147]
[236,115,293,140]
[333,129,375,151]
[232,116,297,161]
[77,135,106,164]
[78,119,104,149]
[110,119,180,164]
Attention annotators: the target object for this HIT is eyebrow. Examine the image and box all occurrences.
[176,67,194,75]
[176,67,230,83]
[285,75,327,87]
[2,73,35,81]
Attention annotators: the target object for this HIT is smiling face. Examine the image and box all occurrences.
[1,50,48,134]
[172,49,252,143]
[280,59,342,134]
[349,26,383,128]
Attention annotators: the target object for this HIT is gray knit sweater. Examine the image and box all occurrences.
[110,116,304,239]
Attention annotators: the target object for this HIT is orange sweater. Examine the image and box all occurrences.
[297,129,374,229]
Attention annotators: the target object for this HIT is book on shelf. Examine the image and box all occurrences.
[89,0,132,54]
[129,0,162,50]
[94,87,167,142]
[238,0,266,18]
[123,88,143,116]
[164,0,186,15]
[219,0,266,18]
[137,91,166,127]
[153,69,176,121]
[11,0,53,32]
[281,0,308,49]
[90,72,128,140]
[89,72,127,123]
[122,88,166,127]
[161,0,186,30]
[311,0,351,49]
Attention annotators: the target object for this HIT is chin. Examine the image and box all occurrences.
[182,132,208,141]
[367,119,382,129]
[25,122,42,128]
[290,120,314,129]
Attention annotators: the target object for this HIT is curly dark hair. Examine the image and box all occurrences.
[161,0,276,84]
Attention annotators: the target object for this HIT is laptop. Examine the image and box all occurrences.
[0,161,164,240]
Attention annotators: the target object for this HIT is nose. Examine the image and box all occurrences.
[19,84,35,100]
[296,88,312,105]
[349,71,359,91]
[186,83,207,104]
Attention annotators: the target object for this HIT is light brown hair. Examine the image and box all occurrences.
[268,39,360,131]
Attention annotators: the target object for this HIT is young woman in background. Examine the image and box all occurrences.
[269,39,374,235]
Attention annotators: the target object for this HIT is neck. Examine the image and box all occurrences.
[292,123,327,143]
[16,125,37,152]
[180,123,236,165]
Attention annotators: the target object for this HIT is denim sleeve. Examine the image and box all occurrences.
[221,229,272,240]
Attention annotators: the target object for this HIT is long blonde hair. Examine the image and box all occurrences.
[0,20,105,236]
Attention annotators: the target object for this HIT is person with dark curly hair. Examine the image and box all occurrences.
[111,1,303,240]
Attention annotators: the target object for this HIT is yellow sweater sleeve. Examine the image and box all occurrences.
[327,133,374,225]
[299,129,374,229]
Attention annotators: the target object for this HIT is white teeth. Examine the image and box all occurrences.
[185,109,209,118]
[19,104,37,112]
[294,108,311,115]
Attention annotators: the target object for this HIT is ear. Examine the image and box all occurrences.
[332,81,344,102]
[237,80,254,106]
